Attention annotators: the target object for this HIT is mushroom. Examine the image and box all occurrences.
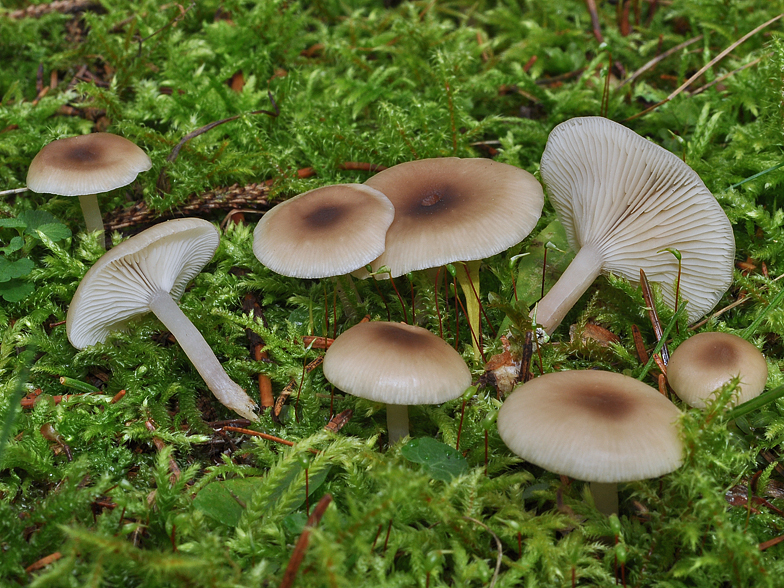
[666,332,767,408]
[27,133,152,248]
[66,218,258,421]
[535,117,735,334]
[497,370,683,514]
[252,183,395,278]
[361,157,544,358]
[322,320,472,443]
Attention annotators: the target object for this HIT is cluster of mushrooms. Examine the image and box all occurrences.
[27,117,769,515]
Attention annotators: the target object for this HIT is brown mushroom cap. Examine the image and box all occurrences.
[497,370,683,483]
[27,133,152,196]
[253,183,395,279]
[666,332,768,408]
[322,321,471,405]
[361,157,544,277]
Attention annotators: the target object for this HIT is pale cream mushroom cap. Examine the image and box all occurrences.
[67,218,219,347]
[361,157,544,277]
[536,117,735,332]
[497,370,683,483]
[667,332,768,408]
[323,321,471,405]
[252,183,395,279]
[27,133,152,196]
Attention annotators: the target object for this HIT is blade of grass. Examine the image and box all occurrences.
[637,302,686,381]
[726,384,784,421]
[740,285,784,340]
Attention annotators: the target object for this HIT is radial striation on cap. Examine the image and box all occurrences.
[538,117,734,327]
[67,218,219,348]
[253,183,395,279]
[667,332,768,408]
[498,370,683,483]
[27,133,152,197]
[362,157,544,277]
[323,321,472,406]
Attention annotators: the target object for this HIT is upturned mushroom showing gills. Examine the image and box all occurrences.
[252,183,395,278]
[67,218,258,421]
[666,331,767,409]
[27,133,152,248]
[322,321,472,443]
[535,117,734,334]
[361,157,544,359]
[498,370,683,515]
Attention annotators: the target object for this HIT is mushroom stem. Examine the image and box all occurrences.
[78,193,106,248]
[455,260,482,360]
[386,403,410,444]
[532,245,603,334]
[148,290,259,421]
[590,481,619,515]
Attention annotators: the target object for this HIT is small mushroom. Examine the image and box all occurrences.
[252,183,395,278]
[27,133,152,248]
[535,117,735,334]
[322,321,472,443]
[666,332,767,408]
[362,157,544,358]
[497,370,683,514]
[67,218,258,421]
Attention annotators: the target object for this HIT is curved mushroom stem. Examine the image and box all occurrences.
[590,481,618,515]
[532,245,603,335]
[386,403,410,444]
[148,291,259,421]
[455,260,482,360]
[78,193,106,248]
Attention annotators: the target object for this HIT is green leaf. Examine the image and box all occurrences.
[0,279,34,302]
[0,218,27,230]
[0,257,34,282]
[193,478,260,527]
[18,210,60,235]
[0,236,24,255]
[35,223,72,242]
[401,437,469,481]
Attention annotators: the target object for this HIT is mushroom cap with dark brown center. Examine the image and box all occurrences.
[27,133,152,196]
[253,183,395,278]
[322,321,472,405]
[361,157,544,277]
[666,332,767,408]
[497,370,683,483]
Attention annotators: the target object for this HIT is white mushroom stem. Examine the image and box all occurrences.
[455,260,482,360]
[78,193,106,247]
[590,482,619,516]
[532,245,603,335]
[386,404,410,444]
[148,290,259,421]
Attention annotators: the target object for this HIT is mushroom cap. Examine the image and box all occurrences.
[27,133,152,197]
[666,332,768,408]
[361,157,544,277]
[67,218,219,348]
[497,370,683,483]
[252,183,395,278]
[539,117,734,323]
[322,321,472,405]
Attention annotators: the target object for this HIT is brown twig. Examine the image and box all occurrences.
[639,268,669,364]
[626,14,783,121]
[324,409,353,433]
[688,53,769,97]
[584,0,604,43]
[24,552,62,573]
[279,494,333,588]
[617,35,703,90]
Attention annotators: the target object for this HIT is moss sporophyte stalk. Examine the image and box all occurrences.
[2,1,784,586]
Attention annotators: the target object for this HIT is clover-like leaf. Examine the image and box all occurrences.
[0,279,35,302]
[0,257,34,282]
[0,236,24,256]
[401,437,468,481]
